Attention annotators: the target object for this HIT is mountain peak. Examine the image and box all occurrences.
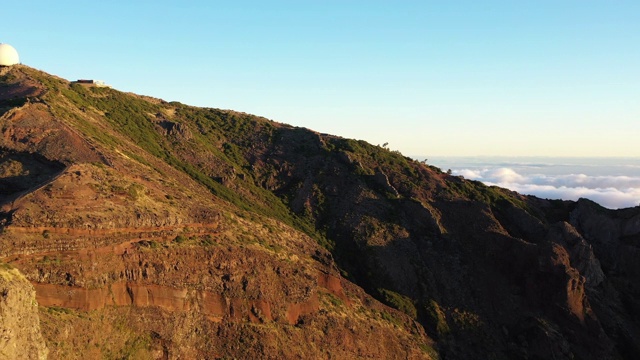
[1,66,639,359]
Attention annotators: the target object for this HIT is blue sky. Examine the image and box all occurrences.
[2,1,639,157]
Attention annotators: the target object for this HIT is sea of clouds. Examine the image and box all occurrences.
[427,157,640,209]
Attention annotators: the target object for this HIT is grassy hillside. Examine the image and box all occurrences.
[1,65,437,359]
[3,65,640,359]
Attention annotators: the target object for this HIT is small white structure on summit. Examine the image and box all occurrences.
[75,79,111,88]
[0,43,20,66]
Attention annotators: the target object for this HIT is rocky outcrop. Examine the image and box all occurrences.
[372,168,400,197]
[156,119,192,141]
[546,221,605,289]
[567,199,640,358]
[0,264,48,360]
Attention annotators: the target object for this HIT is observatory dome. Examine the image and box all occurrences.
[0,44,20,66]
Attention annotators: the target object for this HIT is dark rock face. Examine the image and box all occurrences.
[567,200,640,359]
[246,129,640,359]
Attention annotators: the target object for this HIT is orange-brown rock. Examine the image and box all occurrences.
[0,265,48,360]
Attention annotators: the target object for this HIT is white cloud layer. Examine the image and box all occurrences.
[453,167,640,209]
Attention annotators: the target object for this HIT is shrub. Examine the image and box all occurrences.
[173,235,187,244]
[378,288,418,319]
[425,300,450,337]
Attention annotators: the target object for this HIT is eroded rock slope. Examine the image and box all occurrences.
[1,66,433,359]
[1,65,639,359]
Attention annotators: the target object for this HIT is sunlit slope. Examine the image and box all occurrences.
[0,66,436,359]
[2,65,640,359]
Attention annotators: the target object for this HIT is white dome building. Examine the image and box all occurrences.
[0,43,20,66]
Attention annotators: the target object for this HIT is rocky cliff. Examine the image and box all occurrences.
[1,65,639,359]
[0,263,48,360]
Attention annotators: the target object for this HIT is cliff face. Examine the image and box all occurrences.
[0,65,639,359]
[0,264,48,360]
[233,118,640,358]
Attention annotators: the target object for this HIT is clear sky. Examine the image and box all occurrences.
[2,1,639,157]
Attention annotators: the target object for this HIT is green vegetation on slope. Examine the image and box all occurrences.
[20,67,328,246]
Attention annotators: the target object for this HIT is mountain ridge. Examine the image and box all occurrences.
[1,65,640,359]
